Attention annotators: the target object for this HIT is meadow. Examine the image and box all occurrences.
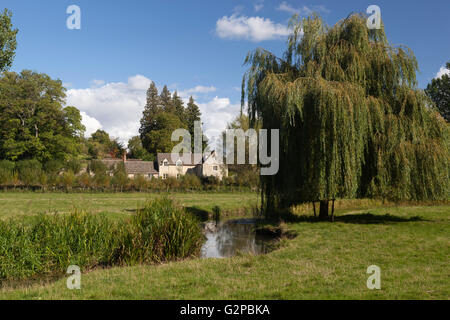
[0,192,258,220]
[0,192,448,300]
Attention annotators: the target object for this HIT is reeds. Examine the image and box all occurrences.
[0,198,203,282]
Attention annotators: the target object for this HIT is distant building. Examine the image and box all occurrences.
[101,151,227,180]
[125,159,159,179]
[156,151,228,180]
[101,154,158,179]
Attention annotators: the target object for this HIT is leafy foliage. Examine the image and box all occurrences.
[0,71,85,162]
[426,61,450,122]
[243,14,450,217]
[86,129,124,159]
[145,112,187,154]
[0,9,18,72]
[127,136,154,161]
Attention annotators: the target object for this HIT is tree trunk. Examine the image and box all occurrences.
[319,200,329,220]
[331,200,335,222]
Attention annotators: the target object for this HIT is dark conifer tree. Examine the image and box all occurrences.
[160,85,174,113]
[172,91,185,120]
[185,96,208,151]
[139,81,162,153]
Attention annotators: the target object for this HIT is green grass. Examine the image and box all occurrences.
[0,198,448,300]
[0,192,258,220]
[0,198,203,282]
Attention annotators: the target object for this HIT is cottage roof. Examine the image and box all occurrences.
[125,161,158,175]
[157,153,203,166]
[101,158,158,175]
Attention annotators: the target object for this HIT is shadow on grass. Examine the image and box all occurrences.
[185,206,210,222]
[281,212,427,224]
[334,213,426,224]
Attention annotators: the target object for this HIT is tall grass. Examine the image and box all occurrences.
[117,198,203,264]
[0,198,203,283]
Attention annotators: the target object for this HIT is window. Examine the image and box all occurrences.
[176,160,182,167]
[213,166,218,171]
[163,174,168,180]
[162,160,169,167]
[177,174,181,179]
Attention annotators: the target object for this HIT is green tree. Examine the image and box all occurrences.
[143,112,186,155]
[140,82,162,153]
[127,136,154,161]
[87,129,124,159]
[63,106,86,137]
[160,85,174,113]
[243,14,449,219]
[0,9,18,72]
[425,61,450,122]
[185,96,208,150]
[172,91,185,120]
[0,71,83,162]
[185,96,201,136]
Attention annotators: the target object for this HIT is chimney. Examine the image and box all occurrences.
[122,152,127,163]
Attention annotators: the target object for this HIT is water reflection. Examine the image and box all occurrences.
[201,219,273,258]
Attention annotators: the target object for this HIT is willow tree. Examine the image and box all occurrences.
[243,14,449,220]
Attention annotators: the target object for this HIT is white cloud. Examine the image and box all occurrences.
[435,65,450,79]
[128,74,151,91]
[80,112,102,137]
[67,75,151,143]
[198,97,241,146]
[216,14,290,41]
[185,85,217,94]
[277,2,329,16]
[68,76,239,147]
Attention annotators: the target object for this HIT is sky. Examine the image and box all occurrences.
[2,0,450,145]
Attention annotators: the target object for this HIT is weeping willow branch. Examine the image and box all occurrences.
[242,13,450,218]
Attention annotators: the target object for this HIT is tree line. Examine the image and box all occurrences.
[0,158,258,192]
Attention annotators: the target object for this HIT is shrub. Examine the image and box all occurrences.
[112,162,128,192]
[66,159,83,175]
[16,159,43,187]
[60,170,75,191]
[76,173,92,190]
[181,174,202,191]
[88,160,108,175]
[43,159,63,175]
[133,174,148,192]
[0,160,15,187]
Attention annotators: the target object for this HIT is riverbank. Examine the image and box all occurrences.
[1,203,448,299]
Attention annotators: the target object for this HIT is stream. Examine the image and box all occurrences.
[200,219,274,258]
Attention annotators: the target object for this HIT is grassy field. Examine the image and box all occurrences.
[0,192,258,220]
[0,192,448,300]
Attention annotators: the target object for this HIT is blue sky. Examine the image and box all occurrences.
[2,0,449,143]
